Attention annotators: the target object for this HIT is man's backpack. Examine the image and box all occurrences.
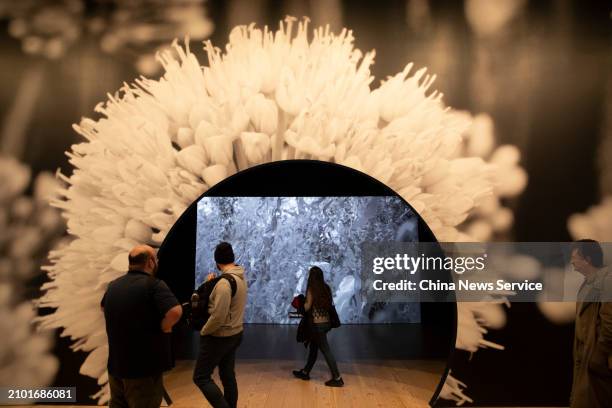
[184,274,237,331]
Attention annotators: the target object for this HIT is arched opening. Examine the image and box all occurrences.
[157,160,456,405]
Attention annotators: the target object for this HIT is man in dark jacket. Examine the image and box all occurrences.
[570,239,612,408]
[101,244,182,408]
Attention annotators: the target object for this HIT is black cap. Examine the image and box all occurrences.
[214,242,235,265]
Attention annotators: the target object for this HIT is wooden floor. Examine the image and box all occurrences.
[37,358,444,407]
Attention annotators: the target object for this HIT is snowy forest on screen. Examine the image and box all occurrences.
[196,196,420,323]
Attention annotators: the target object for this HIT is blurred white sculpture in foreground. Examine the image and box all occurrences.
[0,156,62,390]
[0,158,66,282]
[438,113,526,405]
[538,197,612,325]
[0,0,82,60]
[439,297,509,405]
[568,197,612,243]
[536,276,580,325]
[439,370,473,406]
[0,285,58,390]
[456,114,528,241]
[37,17,526,403]
[95,0,214,75]
[568,197,612,270]
[0,0,213,74]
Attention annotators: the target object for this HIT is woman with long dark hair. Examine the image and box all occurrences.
[292,266,344,386]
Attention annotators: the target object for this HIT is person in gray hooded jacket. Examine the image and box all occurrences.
[193,242,248,408]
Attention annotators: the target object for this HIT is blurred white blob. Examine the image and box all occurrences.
[537,301,576,325]
[0,0,214,74]
[405,0,432,34]
[568,197,612,274]
[34,171,64,203]
[494,253,542,281]
[456,302,506,353]
[99,0,214,76]
[0,285,58,389]
[439,371,473,406]
[536,265,583,325]
[36,17,525,401]
[0,157,63,389]
[443,296,509,405]
[568,197,612,245]
[0,0,82,59]
[465,0,527,37]
[535,195,612,326]
[0,157,66,281]
[454,113,528,241]
[0,156,31,203]
[543,198,612,324]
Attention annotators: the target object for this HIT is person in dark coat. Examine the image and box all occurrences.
[569,239,612,408]
[292,266,344,387]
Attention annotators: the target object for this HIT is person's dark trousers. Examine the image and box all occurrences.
[304,322,340,378]
[193,331,243,408]
[588,366,612,407]
[108,373,163,408]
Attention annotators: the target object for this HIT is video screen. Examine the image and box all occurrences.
[196,196,420,324]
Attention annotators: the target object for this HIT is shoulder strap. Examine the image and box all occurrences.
[220,274,237,297]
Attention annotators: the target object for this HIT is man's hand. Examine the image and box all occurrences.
[207,273,216,282]
[161,304,183,333]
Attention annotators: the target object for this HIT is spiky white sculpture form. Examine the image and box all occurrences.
[38,18,525,403]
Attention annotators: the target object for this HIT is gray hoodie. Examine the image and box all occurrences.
[200,265,248,337]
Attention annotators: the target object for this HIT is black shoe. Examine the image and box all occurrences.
[325,377,344,387]
[292,369,310,380]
